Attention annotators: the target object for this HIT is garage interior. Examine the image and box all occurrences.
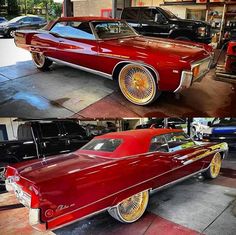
[0,117,236,235]
[0,0,236,234]
[0,1,236,118]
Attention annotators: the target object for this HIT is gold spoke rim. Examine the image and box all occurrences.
[32,53,45,67]
[119,65,156,105]
[118,191,148,222]
[210,153,222,178]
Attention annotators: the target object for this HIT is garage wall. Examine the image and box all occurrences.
[72,0,112,17]
[0,118,19,140]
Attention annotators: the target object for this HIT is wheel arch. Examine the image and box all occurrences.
[112,61,160,85]
[169,29,194,40]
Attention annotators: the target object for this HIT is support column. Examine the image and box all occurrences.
[63,0,73,17]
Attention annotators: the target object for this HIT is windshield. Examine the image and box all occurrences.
[8,16,24,23]
[81,138,122,152]
[92,21,137,39]
[162,9,178,19]
[212,118,236,126]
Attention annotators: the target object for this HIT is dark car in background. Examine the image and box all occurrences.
[0,17,7,23]
[121,7,212,44]
[0,118,92,189]
[0,15,46,37]
[135,118,186,129]
[203,118,236,149]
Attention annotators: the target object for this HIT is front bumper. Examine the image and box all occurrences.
[174,56,211,93]
[0,27,7,35]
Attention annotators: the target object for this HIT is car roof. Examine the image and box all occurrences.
[58,17,120,22]
[78,128,183,158]
[97,128,182,140]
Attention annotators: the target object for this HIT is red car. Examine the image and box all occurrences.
[14,17,213,105]
[5,128,227,231]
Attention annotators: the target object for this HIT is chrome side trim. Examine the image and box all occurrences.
[47,57,113,80]
[49,207,110,231]
[150,166,210,195]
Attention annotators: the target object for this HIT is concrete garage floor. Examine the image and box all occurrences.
[0,38,236,118]
[0,152,235,235]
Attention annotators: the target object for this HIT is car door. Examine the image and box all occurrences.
[164,132,207,181]
[48,21,99,69]
[30,17,45,29]
[38,122,68,157]
[61,121,90,152]
[139,8,170,37]
[147,135,176,189]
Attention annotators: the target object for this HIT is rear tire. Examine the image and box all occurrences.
[8,29,16,38]
[203,152,222,179]
[108,190,149,223]
[32,52,53,70]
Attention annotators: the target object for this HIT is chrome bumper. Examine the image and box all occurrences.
[174,71,193,93]
[175,56,211,93]
[29,208,47,231]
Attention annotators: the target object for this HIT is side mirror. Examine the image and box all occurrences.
[207,121,212,127]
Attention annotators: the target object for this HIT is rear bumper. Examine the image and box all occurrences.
[29,208,47,231]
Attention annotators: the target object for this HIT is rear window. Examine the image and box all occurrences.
[122,8,139,21]
[81,139,122,152]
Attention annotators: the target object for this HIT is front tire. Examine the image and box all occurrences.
[108,190,149,223]
[203,152,222,179]
[31,52,53,70]
[8,29,16,38]
[118,64,160,105]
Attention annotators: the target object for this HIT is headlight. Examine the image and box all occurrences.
[197,27,206,37]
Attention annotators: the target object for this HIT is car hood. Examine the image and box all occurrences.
[170,18,210,27]
[109,36,210,63]
[13,152,112,184]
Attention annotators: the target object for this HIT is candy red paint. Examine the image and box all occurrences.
[5,129,227,230]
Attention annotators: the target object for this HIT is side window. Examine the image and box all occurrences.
[149,135,168,152]
[32,17,41,23]
[50,21,95,39]
[63,122,86,137]
[40,123,60,138]
[122,8,139,21]
[141,9,165,23]
[165,132,195,152]
[20,17,31,23]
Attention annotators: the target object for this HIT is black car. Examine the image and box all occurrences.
[121,7,212,44]
[0,118,92,188]
[0,15,47,38]
[135,118,186,129]
[0,17,7,23]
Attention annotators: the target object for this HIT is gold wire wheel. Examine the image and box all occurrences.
[210,152,222,178]
[118,64,157,105]
[32,52,45,68]
[116,191,149,223]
